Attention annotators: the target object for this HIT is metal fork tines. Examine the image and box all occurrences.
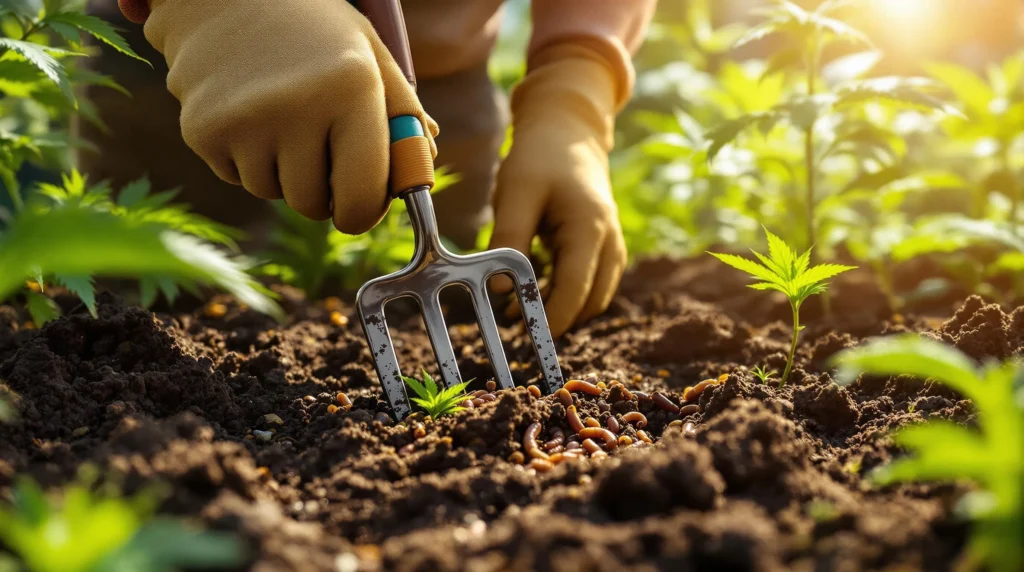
[356,187,564,420]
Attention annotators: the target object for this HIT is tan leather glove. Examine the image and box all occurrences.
[490,44,627,338]
[144,0,438,234]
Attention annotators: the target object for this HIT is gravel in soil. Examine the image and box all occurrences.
[2,256,1015,571]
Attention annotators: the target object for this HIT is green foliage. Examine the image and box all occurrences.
[711,228,854,385]
[833,335,1024,572]
[261,167,461,297]
[751,365,778,384]
[0,473,245,572]
[402,370,470,420]
[0,172,277,323]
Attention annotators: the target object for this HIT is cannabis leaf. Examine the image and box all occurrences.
[710,228,855,385]
[402,370,470,419]
[44,12,148,63]
[0,38,77,103]
[832,335,1023,572]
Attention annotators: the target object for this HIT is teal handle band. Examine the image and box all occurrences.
[389,115,424,143]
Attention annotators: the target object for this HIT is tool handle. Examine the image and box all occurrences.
[349,0,417,89]
[351,0,434,197]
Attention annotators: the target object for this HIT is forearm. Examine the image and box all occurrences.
[528,0,657,110]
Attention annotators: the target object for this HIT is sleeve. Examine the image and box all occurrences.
[118,0,151,24]
[528,0,657,109]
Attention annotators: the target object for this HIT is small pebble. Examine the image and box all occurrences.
[336,393,352,408]
[72,426,89,438]
[656,369,671,378]
[509,451,525,464]
[204,302,227,318]
[330,311,349,327]
[413,423,426,439]
[680,404,700,416]
[253,430,273,442]
[262,413,284,425]
[486,380,497,392]
[373,412,392,425]
[327,405,339,414]
[527,385,542,398]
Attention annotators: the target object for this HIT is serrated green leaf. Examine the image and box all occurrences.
[707,252,779,283]
[791,263,856,290]
[54,273,96,317]
[24,290,59,325]
[402,375,433,401]
[0,38,74,103]
[115,178,151,208]
[706,112,775,162]
[44,12,148,64]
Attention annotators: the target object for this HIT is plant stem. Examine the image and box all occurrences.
[780,302,800,387]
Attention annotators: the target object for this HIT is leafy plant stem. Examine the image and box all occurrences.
[782,302,799,387]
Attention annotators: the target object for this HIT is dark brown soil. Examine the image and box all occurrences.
[2,255,1016,571]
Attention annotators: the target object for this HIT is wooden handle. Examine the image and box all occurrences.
[350,0,417,90]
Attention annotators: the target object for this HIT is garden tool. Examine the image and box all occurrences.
[351,0,564,420]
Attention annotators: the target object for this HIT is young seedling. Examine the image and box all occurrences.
[751,365,778,384]
[710,228,854,386]
[833,335,1023,572]
[402,370,471,420]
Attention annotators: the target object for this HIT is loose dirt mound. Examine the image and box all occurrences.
[1,261,1011,570]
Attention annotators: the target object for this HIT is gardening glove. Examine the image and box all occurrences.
[142,0,438,234]
[489,44,628,338]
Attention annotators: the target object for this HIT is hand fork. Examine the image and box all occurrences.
[350,0,564,420]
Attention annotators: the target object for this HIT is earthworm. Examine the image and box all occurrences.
[327,405,339,414]
[679,404,700,416]
[618,436,633,447]
[637,430,653,444]
[555,388,573,407]
[373,412,392,425]
[336,393,352,408]
[590,450,608,460]
[545,445,564,454]
[564,380,602,396]
[653,392,679,412]
[585,417,600,428]
[523,422,549,460]
[549,451,582,464]
[668,420,683,428]
[581,438,601,454]
[478,394,497,403]
[528,385,542,398]
[606,416,620,434]
[683,380,713,402]
[632,391,651,402]
[566,405,585,433]
[471,390,488,398]
[529,459,554,472]
[412,423,426,439]
[543,428,565,451]
[621,412,647,429]
[578,427,618,450]
[718,373,729,383]
[564,440,582,451]
[486,381,497,392]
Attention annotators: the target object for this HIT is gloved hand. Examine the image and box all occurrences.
[144,0,438,233]
[490,44,627,337]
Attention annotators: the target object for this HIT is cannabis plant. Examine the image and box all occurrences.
[402,370,470,420]
[711,228,854,385]
[834,335,1023,572]
[0,474,245,572]
[751,365,778,384]
[0,3,280,321]
[706,0,960,254]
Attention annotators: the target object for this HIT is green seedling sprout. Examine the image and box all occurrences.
[711,228,854,386]
[402,370,471,420]
[833,335,1023,572]
[751,365,778,384]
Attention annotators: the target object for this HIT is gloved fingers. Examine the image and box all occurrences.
[541,218,606,337]
[370,34,440,157]
[328,98,391,235]
[234,147,283,201]
[577,228,627,323]
[278,130,332,221]
[487,173,547,294]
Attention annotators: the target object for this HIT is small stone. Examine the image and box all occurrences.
[253,430,273,442]
[334,553,359,572]
[330,311,349,327]
[204,302,228,318]
[72,426,89,438]
[261,413,284,425]
[657,369,671,378]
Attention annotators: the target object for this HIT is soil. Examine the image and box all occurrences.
[1,255,1017,571]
